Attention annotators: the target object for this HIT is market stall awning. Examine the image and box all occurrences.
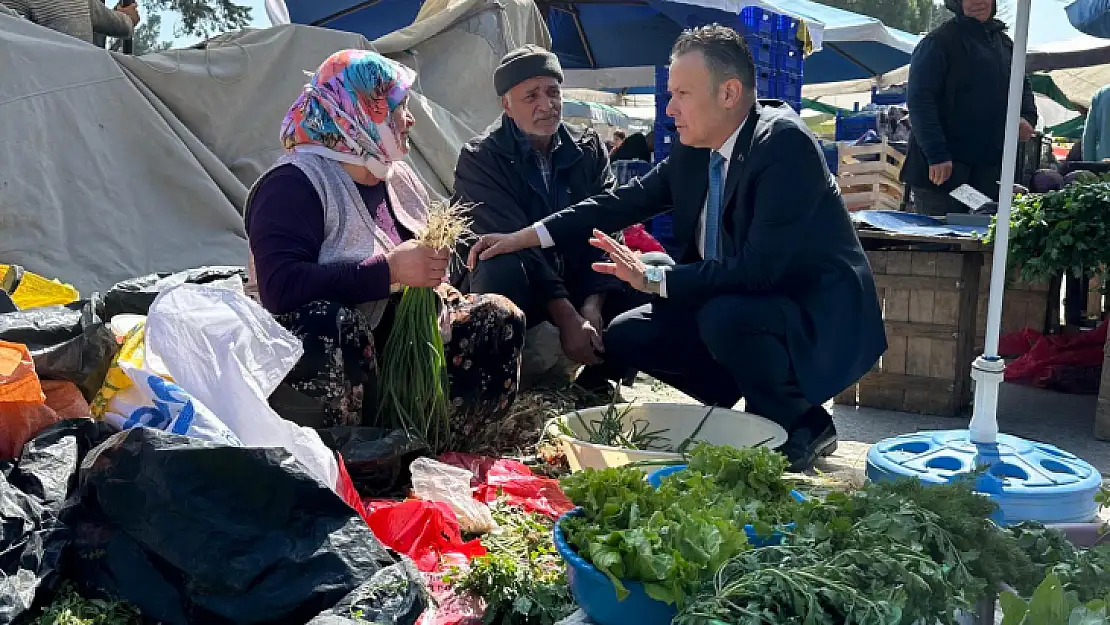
[1066,0,1110,39]
[272,0,918,85]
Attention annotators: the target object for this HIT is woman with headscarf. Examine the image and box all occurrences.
[246,50,525,444]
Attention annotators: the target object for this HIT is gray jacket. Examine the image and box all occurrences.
[1,0,132,44]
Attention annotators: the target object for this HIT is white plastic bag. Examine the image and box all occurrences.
[410,457,497,534]
[142,284,339,490]
[94,322,243,447]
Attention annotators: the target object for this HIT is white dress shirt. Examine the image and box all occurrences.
[533,115,750,298]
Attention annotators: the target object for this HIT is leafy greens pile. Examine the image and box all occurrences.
[675,477,1110,625]
[448,501,577,625]
[558,444,800,608]
[987,180,1110,287]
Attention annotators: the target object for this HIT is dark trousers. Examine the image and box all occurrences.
[596,295,812,430]
[912,163,1003,216]
[465,252,649,328]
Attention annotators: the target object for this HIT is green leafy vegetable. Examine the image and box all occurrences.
[448,502,576,625]
[30,584,141,625]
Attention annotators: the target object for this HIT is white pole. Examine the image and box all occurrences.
[968,0,1032,446]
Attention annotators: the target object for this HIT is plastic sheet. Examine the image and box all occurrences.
[0,297,119,400]
[318,427,429,498]
[410,458,496,534]
[101,266,247,320]
[365,500,487,572]
[69,426,426,625]
[441,455,574,521]
[1004,319,1108,394]
[0,418,116,623]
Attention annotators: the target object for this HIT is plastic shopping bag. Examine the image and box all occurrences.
[410,457,496,534]
[142,284,339,491]
[90,323,243,446]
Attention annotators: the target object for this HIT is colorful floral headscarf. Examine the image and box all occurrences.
[280,50,417,179]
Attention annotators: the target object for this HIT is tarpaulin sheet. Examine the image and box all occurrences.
[851,210,988,239]
[0,0,549,294]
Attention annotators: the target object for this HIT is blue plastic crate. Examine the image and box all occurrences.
[871,86,907,106]
[650,213,675,245]
[835,112,880,142]
[756,68,773,99]
[744,34,774,67]
[654,65,669,88]
[738,6,774,36]
[773,13,799,42]
[775,42,804,74]
[776,73,801,102]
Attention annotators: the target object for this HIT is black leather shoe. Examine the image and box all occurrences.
[779,407,838,472]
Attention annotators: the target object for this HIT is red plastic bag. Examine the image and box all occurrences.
[623,224,665,254]
[416,572,484,625]
[365,499,486,572]
[439,454,574,520]
[999,328,1041,358]
[1005,319,1108,389]
[476,460,574,520]
[335,453,372,525]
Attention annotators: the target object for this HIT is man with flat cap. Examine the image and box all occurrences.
[453,44,648,394]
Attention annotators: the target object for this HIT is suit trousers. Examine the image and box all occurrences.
[599,294,812,429]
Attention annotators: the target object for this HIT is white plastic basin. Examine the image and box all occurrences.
[546,402,788,472]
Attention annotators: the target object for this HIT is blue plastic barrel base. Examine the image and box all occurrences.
[866,429,1104,525]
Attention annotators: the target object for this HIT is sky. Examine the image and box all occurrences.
[163,0,272,47]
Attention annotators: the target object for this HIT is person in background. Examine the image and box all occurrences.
[452,45,650,396]
[611,130,627,153]
[467,25,886,471]
[1,0,138,45]
[902,0,1037,216]
[1082,86,1110,162]
[609,132,653,185]
[246,50,525,439]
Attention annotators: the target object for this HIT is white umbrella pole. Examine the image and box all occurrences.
[968,0,1032,446]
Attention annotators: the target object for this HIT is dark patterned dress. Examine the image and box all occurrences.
[274,286,525,446]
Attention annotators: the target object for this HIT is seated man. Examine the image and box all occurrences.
[453,45,647,391]
[2,0,138,45]
[468,25,887,471]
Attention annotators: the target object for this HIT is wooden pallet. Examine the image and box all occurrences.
[838,141,905,179]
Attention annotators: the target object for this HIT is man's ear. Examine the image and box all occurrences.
[501,95,511,115]
[721,79,744,109]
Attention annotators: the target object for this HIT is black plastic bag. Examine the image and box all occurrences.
[317,427,429,499]
[0,297,118,400]
[102,266,246,320]
[305,560,426,625]
[68,427,426,625]
[0,419,115,624]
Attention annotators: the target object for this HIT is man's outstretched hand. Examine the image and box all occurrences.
[467,228,541,269]
[590,229,648,292]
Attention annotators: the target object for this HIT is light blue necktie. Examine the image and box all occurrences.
[704,151,726,260]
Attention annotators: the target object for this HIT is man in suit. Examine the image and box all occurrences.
[468,24,887,470]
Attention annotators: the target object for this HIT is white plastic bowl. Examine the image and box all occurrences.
[545,402,788,472]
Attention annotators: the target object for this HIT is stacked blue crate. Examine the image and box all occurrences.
[652,8,805,244]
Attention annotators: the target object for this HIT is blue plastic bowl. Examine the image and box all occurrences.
[554,465,807,625]
[553,508,677,625]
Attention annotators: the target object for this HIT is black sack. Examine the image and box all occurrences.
[305,560,426,625]
[102,266,246,320]
[68,427,425,625]
[0,297,118,400]
[316,427,429,499]
[0,419,115,624]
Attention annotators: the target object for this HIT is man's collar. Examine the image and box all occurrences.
[716,114,749,161]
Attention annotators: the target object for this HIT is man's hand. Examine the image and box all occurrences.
[579,294,606,355]
[929,161,953,186]
[589,229,648,292]
[467,228,541,269]
[115,2,140,25]
[1018,119,1035,142]
[560,316,603,365]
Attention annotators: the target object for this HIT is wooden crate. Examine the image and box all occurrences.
[835,249,981,416]
[974,255,1053,349]
[837,141,906,212]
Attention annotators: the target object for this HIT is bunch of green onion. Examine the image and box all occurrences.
[377,200,473,453]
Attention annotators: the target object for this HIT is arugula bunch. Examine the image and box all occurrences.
[558,444,801,608]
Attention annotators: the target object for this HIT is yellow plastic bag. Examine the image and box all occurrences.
[0,264,79,309]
